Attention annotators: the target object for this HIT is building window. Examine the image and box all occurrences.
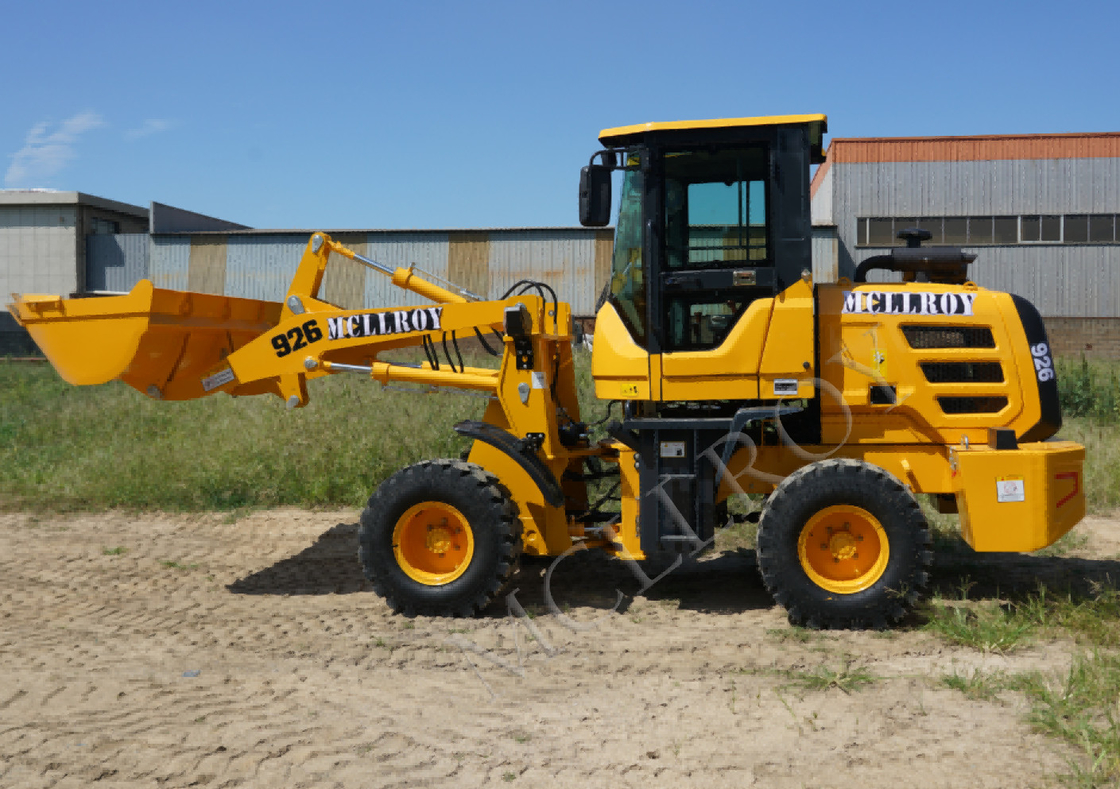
[1020,215,1061,243]
[856,214,1120,247]
[1090,214,1116,243]
[969,216,992,245]
[90,217,120,235]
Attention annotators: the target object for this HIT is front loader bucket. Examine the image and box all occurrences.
[9,280,282,401]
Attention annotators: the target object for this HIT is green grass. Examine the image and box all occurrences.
[924,600,1035,653]
[926,583,1120,651]
[1,349,611,512]
[5,352,1118,513]
[781,661,877,694]
[940,668,1017,702]
[0,359,488,510]
[1018,652,1120,787]
[1057,356,1120,422]
[930,583,1120,786]
[1060,418,1120,514]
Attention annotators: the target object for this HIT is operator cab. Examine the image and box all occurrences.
[580,115,827,401]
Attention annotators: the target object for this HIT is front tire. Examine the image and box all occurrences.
[756,459,932,629]
[359,459,522,617]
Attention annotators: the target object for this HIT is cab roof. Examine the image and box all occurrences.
[598,113,828,147]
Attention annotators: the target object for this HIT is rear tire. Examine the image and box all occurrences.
[756,459,932,629]
[359,459,521,617]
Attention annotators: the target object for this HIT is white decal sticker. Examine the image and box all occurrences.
[996,476,1026,503]
[531,372,546,390]
[1031,342,1054,382]
[773,379,799,396]
[201,367,236,392]
[842,290,976,317]
[660,441,686,458]
[326,306,443,341]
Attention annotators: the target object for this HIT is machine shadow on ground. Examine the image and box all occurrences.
[227,521,1120,622]
[927,539,1120,603]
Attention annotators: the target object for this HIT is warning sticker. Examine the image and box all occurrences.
[531,372,546,390]
[202,367,236,392]
[996,476,1025,503]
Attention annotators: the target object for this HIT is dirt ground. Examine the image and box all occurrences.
[2,508,1119,788]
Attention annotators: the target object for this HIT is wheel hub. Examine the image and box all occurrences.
[828,529,858,560]
[426,522,455,554]
[797,505,889,594]
[392,503,474,586]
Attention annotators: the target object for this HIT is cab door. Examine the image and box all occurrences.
[657,146,774,401]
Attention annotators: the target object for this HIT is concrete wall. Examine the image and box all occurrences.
[1,193,148,298]
[0,204,78,297]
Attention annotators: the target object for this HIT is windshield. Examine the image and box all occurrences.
[608,156,646,343]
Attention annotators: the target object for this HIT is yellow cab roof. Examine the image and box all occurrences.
[598,114,828,145]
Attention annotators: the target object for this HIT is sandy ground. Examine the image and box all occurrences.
[2,508,1119,788]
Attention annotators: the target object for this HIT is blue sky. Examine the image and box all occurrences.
[3,0,1118,230]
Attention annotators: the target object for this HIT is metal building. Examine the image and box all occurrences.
[1,195,614,357]
[810,132,1120,357]
[7,134,1120,360]
[138,226,613,317]
[0,190,149,355]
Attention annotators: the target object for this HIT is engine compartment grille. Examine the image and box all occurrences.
[937,396,1009,414]
[921,361,1004,383]
[902,325,995,349]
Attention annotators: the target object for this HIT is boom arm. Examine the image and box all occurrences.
[217,233,572,410]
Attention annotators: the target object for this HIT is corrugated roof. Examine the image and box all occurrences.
[0,190,148,216]
[825,132,1120,164]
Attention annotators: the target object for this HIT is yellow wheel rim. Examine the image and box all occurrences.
[392,502,475,586]
[797,505,889,594]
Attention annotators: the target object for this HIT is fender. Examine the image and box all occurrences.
[453,420,564,507]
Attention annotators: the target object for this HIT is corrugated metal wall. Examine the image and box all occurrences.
[225,235,305,301]
[86,233,149,292]
[150,236,191,290]
[849,244,1120,317]
[833,159,1120,218]
[134,229,616,315]
[365,233,450,309]
[90,226,857,315]
[811,226,838,283]
[819,157,1120,316]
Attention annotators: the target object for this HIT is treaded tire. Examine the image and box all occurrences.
[756,459,932,629]
[359,459,522,617]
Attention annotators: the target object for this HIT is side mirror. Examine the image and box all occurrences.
[579,165,612,227]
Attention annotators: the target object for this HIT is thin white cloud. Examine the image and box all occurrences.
[4,111,106,187]
[125,118,177,141]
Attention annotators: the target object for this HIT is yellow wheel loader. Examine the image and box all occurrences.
[9,114,1086,628]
